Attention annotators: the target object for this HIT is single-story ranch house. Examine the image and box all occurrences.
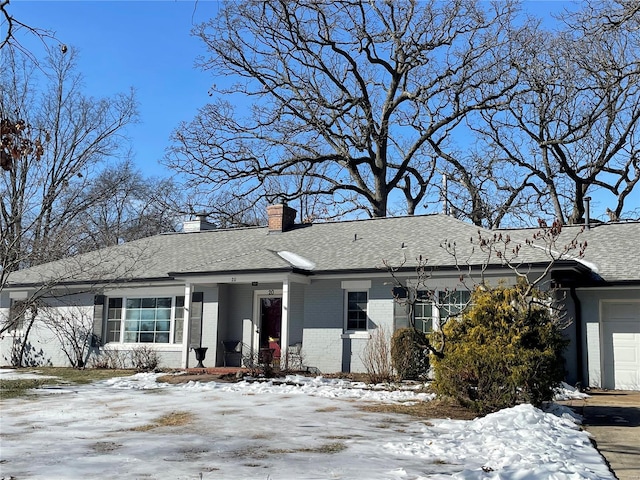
[1,204,639,390]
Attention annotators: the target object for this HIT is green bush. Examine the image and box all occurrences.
[431,284,568,414]
[391,327,430,380]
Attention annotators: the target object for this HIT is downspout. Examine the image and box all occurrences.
[570,286,584,389]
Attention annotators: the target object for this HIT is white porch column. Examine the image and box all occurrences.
[281,278,290,369]
[181,283,192,368]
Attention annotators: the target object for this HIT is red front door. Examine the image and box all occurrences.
[260,297,282,362]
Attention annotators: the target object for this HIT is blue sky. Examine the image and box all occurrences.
[7,0,217,175]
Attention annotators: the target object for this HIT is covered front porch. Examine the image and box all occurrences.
[177,272,310,370]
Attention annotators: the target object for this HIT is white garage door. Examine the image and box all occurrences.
[602,302,640,390]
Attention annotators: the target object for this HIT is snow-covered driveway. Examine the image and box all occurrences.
[0,373,613,479]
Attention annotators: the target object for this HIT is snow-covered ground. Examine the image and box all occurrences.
[0,370,612,480]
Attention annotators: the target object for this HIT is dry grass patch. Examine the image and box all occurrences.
[219,409,242,415]
[230,447,269,460]
[315,406,339,413]
[302,442,347,454]
[360,398,476,420]
[91,441,121,453]
[131,411,194,431]
[0,368,133,400]
[268,442,347,455]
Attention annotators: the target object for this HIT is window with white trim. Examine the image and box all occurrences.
[346,291,368,331]
[393,289,471,333]
[106,298,122,343]
[414,290,435,333]
[173,296,185,343]
[436,290,470,324]
[106,296,184,344]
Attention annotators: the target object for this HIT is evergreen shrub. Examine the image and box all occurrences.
[431,283,568,414]
[391,327,430,380]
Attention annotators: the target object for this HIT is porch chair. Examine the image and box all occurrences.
[287,342,303,371]
[221,340,243,367]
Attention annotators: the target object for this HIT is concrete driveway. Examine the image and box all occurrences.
[560,390,640,480]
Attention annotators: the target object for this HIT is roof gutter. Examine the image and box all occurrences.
[3,276,179,291]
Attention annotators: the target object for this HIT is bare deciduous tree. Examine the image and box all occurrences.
[0,0,58,56]
[1,47,140,364]
[70,160,182,252]
[40,303,94,368]
[166,0,524,219]
[469,1,640,225]
[0,46,138,291]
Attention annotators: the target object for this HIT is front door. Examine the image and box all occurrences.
[259,296,282,363]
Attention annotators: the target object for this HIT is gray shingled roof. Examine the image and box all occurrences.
[7,214,639,287]
[504,221,640,283]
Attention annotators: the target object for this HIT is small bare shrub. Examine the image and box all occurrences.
[90,349,127,369]
[360,326,393,384]
[130,345,160,372]
[241,348,276,377]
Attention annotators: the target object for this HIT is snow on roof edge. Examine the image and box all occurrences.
[277,251,316,271]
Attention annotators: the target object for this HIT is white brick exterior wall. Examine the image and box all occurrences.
[300,278,396,374]
[0,293,94,367]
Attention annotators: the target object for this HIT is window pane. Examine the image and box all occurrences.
[121,297,184,343]
[418,317,433,333]
[174,296,185,343]
[124,331,138,342]
[126,298,141,309]
[120,296,179,344]
[139,332,154,343]
[173,322,183,343]
[156,321,170,332]
[347,291,367,331]
[157,297,172,308]
[140,321,154,332]
[155,332,169,343]
[125,320,140,332]
[108,298,123,309]
[108,307,121,320]
[141,298,156,309]
[107,320,121,343]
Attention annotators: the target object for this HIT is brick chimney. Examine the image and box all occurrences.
[267,202,297,233]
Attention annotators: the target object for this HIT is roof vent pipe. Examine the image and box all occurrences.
[584,196,591,230]
[442,174,449,216]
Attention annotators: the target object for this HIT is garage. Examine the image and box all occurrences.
[601,302,640,390]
